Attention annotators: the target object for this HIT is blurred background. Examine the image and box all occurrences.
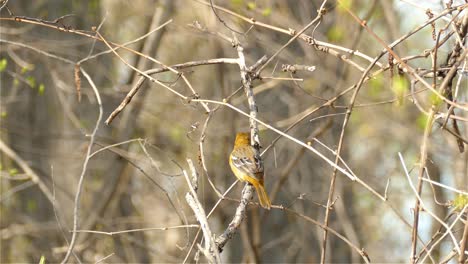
[0,0,467,263]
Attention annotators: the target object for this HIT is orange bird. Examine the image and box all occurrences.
[229,132,271,209]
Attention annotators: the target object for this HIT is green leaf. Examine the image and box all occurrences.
[453,194,468,211]
[39,256,46,264]
[392,75,408,106]
[169,126,184,143]
[26,76,36,88]
[20,63,35,72]
[327,26,344,42]
[38,84,45,95]
[230,0,243,7]
[416,114,428,131]
[246,1,256,10]
[262,7,272,16]
[0,58,7,72]
[1,111,7,118]
[369,75,384,98]
[13,78,19,86]
[9,168,18,176]
[338,0,353,13]
[429,91,442,107]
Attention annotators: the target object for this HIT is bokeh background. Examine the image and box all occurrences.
[1,0,467,263]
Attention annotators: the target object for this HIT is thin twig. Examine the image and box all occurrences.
[410,109,435,263]
[74,225,199,236]
[399,153,461,262]
[62,68,103,264]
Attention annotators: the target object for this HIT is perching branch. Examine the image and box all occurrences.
[214,38,266,253]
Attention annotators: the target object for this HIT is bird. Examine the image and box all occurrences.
[229,132,271,209]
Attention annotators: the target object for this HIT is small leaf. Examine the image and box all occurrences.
[369,75,384,98]
[1,111,7,118]
[26,76,36,88]
[246,1,256,10]
[231,0,243,7]
[392,75,408,106]
[13,78,19,86]
[9,168,18,176]
[452,194,468,211]
[20,63,34,72]
[338,0,353,13]
[262,7,272,16]
[416,114,428,131]
[327,26,344,42]
[0,58,7,72]
[39,256,46,264]
[38,84,45,95]
[429,91,442,107]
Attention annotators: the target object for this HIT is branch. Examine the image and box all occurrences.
[0,139,55,206]
[215,185,254,252]
[62,68,103,264]
[214,39,266,254]
[184,160,221,263]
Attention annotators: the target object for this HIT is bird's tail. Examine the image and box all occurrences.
[255,183,271,210]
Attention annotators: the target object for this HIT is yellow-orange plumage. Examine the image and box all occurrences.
[229,132,271,209]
